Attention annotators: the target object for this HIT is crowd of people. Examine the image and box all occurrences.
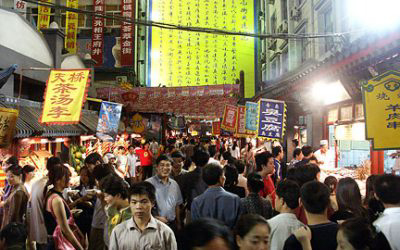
[0,137,399,250]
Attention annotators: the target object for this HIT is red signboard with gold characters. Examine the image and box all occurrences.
[40,69,90,125]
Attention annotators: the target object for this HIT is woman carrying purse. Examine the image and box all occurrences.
[43,163,84,250]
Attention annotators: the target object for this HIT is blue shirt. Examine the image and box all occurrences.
[191,186,241,228]
[146,175,183,222]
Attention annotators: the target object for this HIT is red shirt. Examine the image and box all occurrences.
[135,148,152,166]
[259,175,276,208]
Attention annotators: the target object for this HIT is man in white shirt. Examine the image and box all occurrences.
[127,145,140,183]
[109,182,177,250]
[373,174,400,250]
[314,140,334,169]
[268,179,304,250]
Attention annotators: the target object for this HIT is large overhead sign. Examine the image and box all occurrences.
[149,0,256,98]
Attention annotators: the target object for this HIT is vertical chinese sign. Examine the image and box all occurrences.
[14,0,27,18]
[96,101,123,141]
[0,108,19,148]
[245,101,258,135]
[40,69,90,124]
[236,106,247,137]
[362,70,400,149]
[37,0,52,30]
[91,0,105,66]
[221,104,238,132]
[121,0,135,66]
[65,0,79,54]
[212,121,221,135]
[257,99,287,140]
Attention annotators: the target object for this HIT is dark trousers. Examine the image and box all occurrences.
[142,165,153,180]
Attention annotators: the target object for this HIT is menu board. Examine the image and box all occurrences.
[149,0,255,98]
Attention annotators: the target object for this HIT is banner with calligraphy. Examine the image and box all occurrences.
[96,101,123,141]
[149,0,255,98]
[0,108,19,148]
[257,99,286,140]
[362,70,400,150]
[14,0,27,18]
[91,0,105,66]
[65,0,79,54]
[37,0,52,30]
[212,121,221,135]
[221,104,238,132]
[121,0,135,66]
[236,106,247,136]
[245,102,258,134]
[40,69,90,125]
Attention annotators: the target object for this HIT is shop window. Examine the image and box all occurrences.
[327,108,338,123]
[340,106,353,121]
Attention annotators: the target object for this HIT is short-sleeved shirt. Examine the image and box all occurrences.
[127,153,139,177]
[136,149,152,166]
[268,213,304,250]
[283,222,338,250]
[28,177,48,244]
[109,216,177,250]
[146,176,183,222]
[374,207,400,250]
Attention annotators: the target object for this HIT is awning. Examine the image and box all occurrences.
[80,109,99,134]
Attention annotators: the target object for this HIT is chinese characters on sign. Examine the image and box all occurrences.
[40,69,90,124]
[362,70,400,149]
[0,108,19,148]
[236,106,247,136]
[150,0,255,98]
[221,104,238,132]
[257,99,286,140]
[37,0,52,30]
[91,0,105,66]
[121,0,135,66]
[245,101,258,134]
[212,121,221,135]
[14,0,27,18]
[65,0,79,54]
[96,101,123,141]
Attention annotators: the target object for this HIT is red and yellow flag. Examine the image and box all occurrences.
[65,0,79,54]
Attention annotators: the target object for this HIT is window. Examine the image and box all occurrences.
[319,6,334,53]
[296,26,308,64]
[281,0,288,20]
[281,49,288,73]
[271,13,277,33]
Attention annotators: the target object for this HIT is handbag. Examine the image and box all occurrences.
[47,194,85,250]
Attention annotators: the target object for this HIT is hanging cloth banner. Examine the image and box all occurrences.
[221,104,238,132]
[65,0,79,54]
[0,108,19,148]
[37,0,52,30]
[257,98,287,140]
[120,0,135,66]
[212,121,221,135]
[245,101,258,134]
[96,101,123,141]
[236,105,247,136]
[362,70,400,150]
[91,0,105,66]
[40,69,90,125]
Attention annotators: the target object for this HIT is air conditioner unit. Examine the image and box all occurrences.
[290,6,301,21]
[282,20,288,32]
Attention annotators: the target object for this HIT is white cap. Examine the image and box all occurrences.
[320,140,328,146]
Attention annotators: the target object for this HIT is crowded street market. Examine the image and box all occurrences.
[0,0,400,249]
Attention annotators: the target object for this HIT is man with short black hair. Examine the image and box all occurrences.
[294,146,314,168]
[234,160,248,196]
[255,151,276,205]
[273,146,284,182]
[268,180,304,250]
[146,154,183,232]
[373,174,400,250]
[170,151,188,187]
[283,181,338,250]
[208,145,221,165]
[191,163,241,228]
[109,182,177,250]
[288,148,303,169]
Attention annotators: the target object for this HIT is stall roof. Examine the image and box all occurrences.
[80,109,99,134]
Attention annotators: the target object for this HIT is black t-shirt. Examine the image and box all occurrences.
[329,210,354,223]
[283,222,339,250]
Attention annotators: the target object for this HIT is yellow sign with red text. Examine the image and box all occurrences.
[37,0,52,30]
[65,0,79,54]
[40,69,90,125]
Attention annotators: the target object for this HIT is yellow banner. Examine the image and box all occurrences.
[150,0,255,98]
[41,69,90,124]
[0,108,19,148]
[65,0,79,54]
[37,0,52,30]
[362,70,400,150]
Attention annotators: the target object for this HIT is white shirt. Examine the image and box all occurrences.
[109,217,177,250]
[314,149,334,169]
[230,147,240,159]
[28,177,48,244]
[268,213,305,250]
[373,207,400,250]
